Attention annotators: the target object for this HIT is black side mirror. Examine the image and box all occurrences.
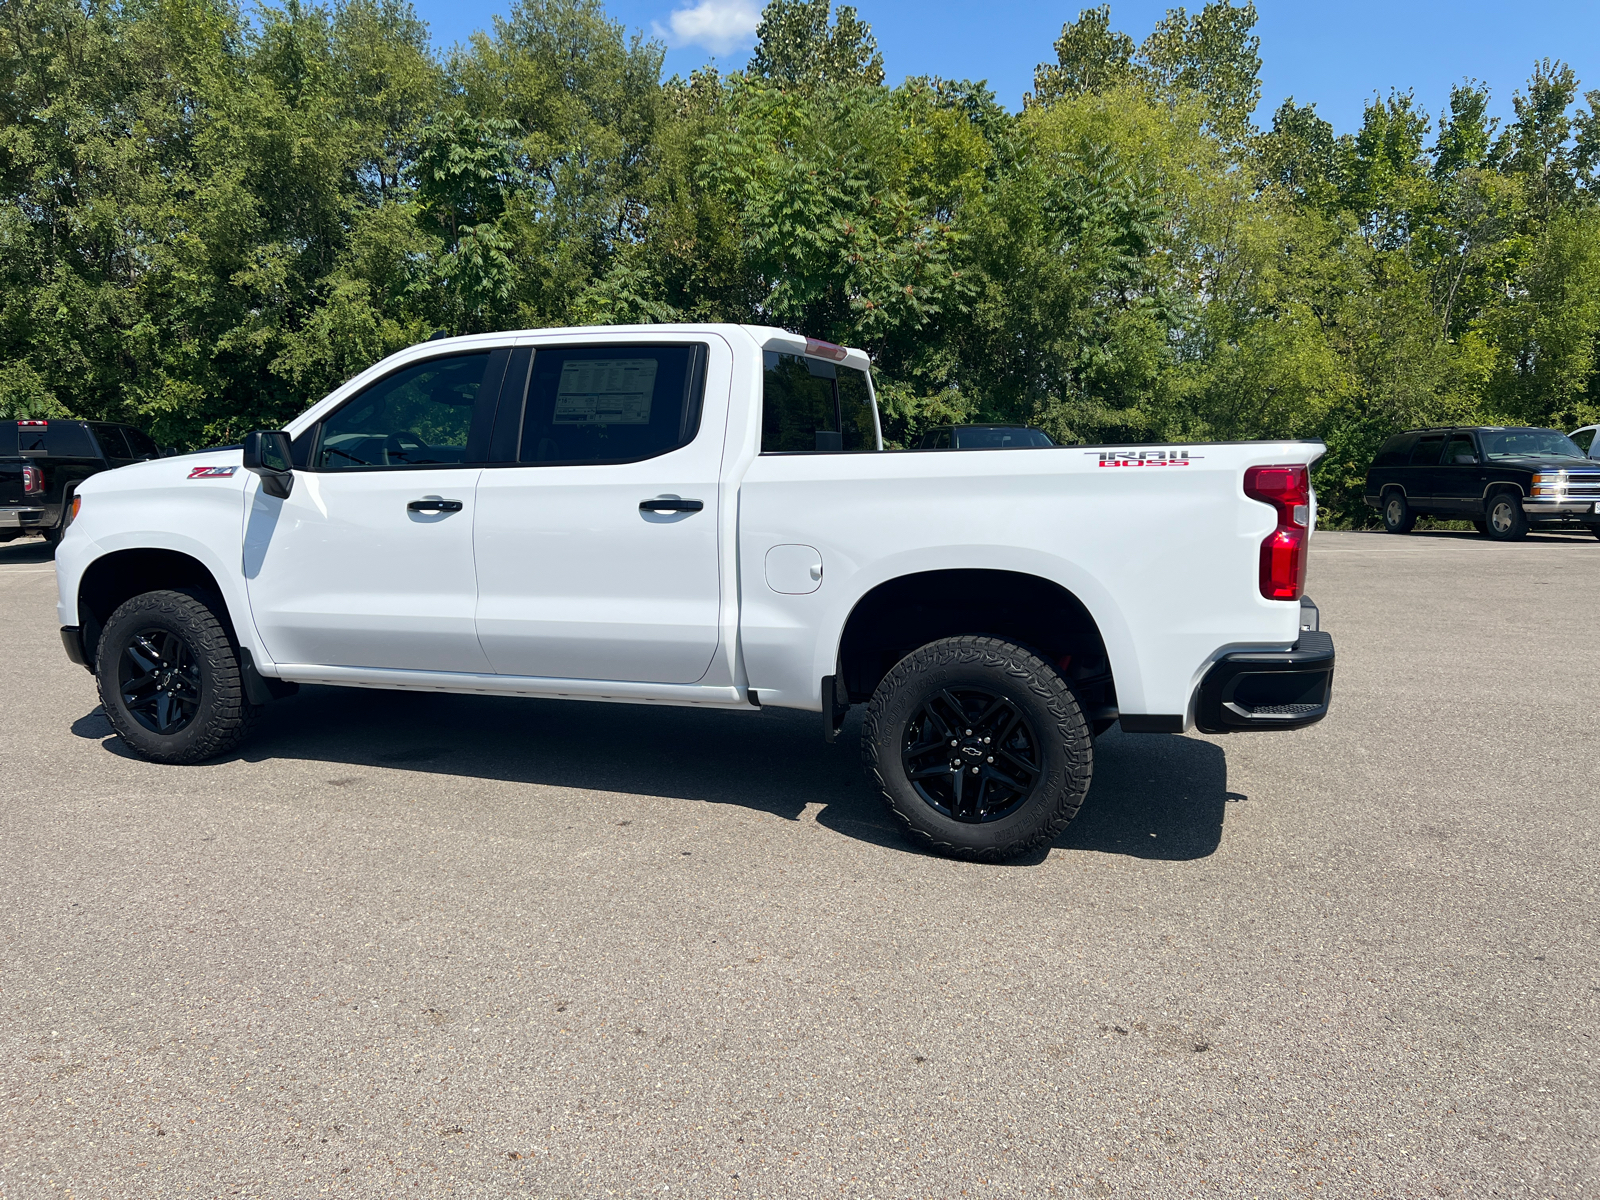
[160,446,177,458]
[243,430,295,499]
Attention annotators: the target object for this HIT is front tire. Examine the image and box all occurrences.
[1382,492,1415,534]
[96,590,259,764]
[1485,492,1529,541]
[861,636,1093,862]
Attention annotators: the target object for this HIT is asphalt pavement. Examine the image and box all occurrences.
[1,529,1597,1199]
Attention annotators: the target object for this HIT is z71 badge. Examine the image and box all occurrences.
[187,466,238,479]
[1087,450,1202,467]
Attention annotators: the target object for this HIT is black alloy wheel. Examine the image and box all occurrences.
[863,635,1093,862]
[117,627,202,735]
[96,589,260,763]
[901,687,1042,823]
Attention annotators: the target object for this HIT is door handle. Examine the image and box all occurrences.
[408,498,463,514]
[639,497,703,513]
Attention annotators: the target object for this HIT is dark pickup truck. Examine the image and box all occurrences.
[1364,425,1600,541]
[1,419,164,544]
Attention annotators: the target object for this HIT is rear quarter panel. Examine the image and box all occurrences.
[736,442,1319,719]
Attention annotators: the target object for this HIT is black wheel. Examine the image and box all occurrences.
[1382,491,1415,534]
[861,636,1092,862]
[1485,492,1528,541]
[96,590,259,764]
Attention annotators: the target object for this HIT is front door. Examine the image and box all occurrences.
[244,349,505,673]
[1437,431,1482,513]
[473,339,727,683]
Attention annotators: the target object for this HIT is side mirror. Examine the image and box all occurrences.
[160,446,178,458]
[243,430,295,499]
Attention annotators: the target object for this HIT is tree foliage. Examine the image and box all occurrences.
[3,0,1599,523]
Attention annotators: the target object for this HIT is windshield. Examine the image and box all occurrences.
[1479,429,1587,460]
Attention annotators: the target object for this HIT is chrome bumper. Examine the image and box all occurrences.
[0,507,47,527]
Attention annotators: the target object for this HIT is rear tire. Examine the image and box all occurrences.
[96,590,259,764]
[1485,492,1528,541]
[861,636,1093,862]
[1382,492,1415,534]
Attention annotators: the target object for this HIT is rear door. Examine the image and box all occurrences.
[244,348,508,673]
[472,337,729,683]
[1403,433,1447,510]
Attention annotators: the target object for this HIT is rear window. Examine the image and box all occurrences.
[761,352,878,453]
[517,344,707,465]
[1373,434,1414,467]
[1408,435,1445,466]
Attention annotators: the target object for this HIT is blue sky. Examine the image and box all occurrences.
[411,0,1600,135]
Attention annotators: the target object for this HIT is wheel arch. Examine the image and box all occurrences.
[77,548,240,671]
[834,568,1116,710]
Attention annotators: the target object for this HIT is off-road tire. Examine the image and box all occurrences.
[96,589,260,764]
[861,636,1093,862]
[1485,491,1529,541]
[1382,491,1415,534]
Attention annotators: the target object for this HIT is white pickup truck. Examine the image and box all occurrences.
[54,324,1334,860]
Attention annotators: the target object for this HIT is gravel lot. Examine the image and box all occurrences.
[2,528,1597,1199]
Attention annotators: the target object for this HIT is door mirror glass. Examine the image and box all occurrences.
[244,430,295,497]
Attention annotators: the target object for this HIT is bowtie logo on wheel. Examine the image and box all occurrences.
[1087,450,1202,467]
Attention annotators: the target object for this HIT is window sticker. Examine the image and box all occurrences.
[553,358,658,425]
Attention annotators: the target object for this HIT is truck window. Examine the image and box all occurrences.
[122,427,160,458]
[314,352,494,469]
[1373,434,1414,467]
[516,344,707,465]
[1408,435,1445,466]
[93,425,131,459]
[1443,434,1477,465]
[762,352,877,453]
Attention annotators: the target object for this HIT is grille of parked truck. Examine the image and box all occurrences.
[52,325,1336,861]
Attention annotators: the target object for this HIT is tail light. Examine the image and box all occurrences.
[1244,464,1310,600]
[21,464,44,495]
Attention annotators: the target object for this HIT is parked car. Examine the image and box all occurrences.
[1364,425,1600,541]
[1570,425,1599,457]
[917,424,1054,449]
[1,419,165,544]
[55,324,1334,862]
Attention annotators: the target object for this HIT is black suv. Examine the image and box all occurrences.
[1364,426,1600,541]
[1,419,165,544]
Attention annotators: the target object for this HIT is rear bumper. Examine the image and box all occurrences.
[1194,629,1335,734]
[0,507,48,527]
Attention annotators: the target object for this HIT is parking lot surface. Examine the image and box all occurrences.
[2,529,1597,1199]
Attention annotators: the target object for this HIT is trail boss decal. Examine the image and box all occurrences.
[1088,450,1202,467]
[187,466,238,479]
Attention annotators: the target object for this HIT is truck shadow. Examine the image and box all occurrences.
[0,536,54,563]
[76,685,1228,863]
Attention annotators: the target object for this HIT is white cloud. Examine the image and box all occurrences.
[657,0,761,56]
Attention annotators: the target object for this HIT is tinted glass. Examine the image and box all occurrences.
[93,425,131,459]
[1443,435,1477,465]
[1373,434,1414,467]
[761,352,877,453]
[1571,428,1596,454]
[1408,436,1445,466]
[1479,429,1588,460]
[123,427,160,458]
[516,345,706,465]
[43,422,94,456]
[317,352,492,469]
[957,427,1053,448]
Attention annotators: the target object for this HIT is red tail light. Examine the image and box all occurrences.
[1244,464,1310,600]
[21,464,44,495]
